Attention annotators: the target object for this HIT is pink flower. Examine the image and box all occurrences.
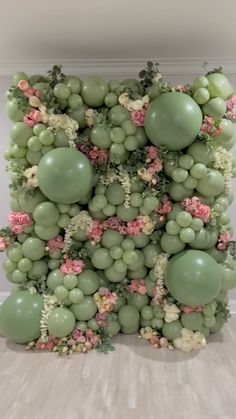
[23,116,35,128]
[17,80,29,91]
[131,109,146,127]
[28,109,42,123]
[89,149,98,159]
[102,217,127,235]
[60,258,84,275]
[182,305,203,313]
[24,87,35,98]
[0,237,8,251]
[181,197,211,223]
[12,225,24,234]
[85,341,93,350]
[46,341,55,351]
[150,335,159,346]
[87,220,103,243]
[147,146,159,160]
[126,217,144,235]
[47,235,64,253]
[127,279,147,294]
[217,231,232,250]
[159,337,168,348]
[35,341,46,350]
[155,198,172,216]
[175,84,189,93]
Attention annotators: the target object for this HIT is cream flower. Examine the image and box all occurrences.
[24,165,38,188]
[142,216,155,235]
[131,100,143,111]
[47,114,78,140]
[152,74,162,83]
[163,303,180,323]
[174,337,193,352]
[213,144,232,194]
[137,168,153,182]
[141,95,150,106]
[29,96,41,108]
[118,93,130,107]
[85,109,94,127]
[173,328,206,352]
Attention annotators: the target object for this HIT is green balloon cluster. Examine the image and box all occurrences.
[1,64,235,352]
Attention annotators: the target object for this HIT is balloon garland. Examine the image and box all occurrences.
[0,62,236,354]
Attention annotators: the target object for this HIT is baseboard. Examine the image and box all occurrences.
[0,291,236,313]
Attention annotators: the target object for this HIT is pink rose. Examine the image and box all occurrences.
[0,237,8,251]
[23,116,35,128]
[18,213,32,225]
[139,286,147,295]
[147,146,159,160]
[17,80,29,91]
[89,149,98,159]
[24,87,35,98]
[12,225,24,234]
[194,205,211,222]
[28,109,42,123]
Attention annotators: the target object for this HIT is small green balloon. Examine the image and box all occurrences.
[187,142,214,166]
[22,237,45,261]
[91,126,111,149]
[207,73,234,100]
[1,291,43,343]
[162,320,182,340]
[202,97,226,118]
[77,270,99,295]
[47,269,64,290]
[28,260,48,280]
[63,273,78,290]
[54,285,69,301]
[69,288,84,304]
[18,190,47,214]
[160,233,185,254]
[105,265,126,282]
[33,202,59,226]
[6,100,24,122]
[118,305,140,327]
[37,148,93,204]
[196,169,225,197]
[181,312,204,330]
[48,307,75,337]
[81,76,108,107]
[10,122,33,146]
[145,92,202,150]
[91,248,113,269]
[108,105,130,126]
[127,293,149,311]
[141,305,154,321]
[103,320,121,337]
[71,297,97,321]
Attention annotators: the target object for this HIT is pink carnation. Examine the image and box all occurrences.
[12,225,24,234]
[182,305,203,313]
[17,79,29,91]
[47,235,64,253]
[217,231,232,250]
[127,279,147,294]
[87,220,103,243]
[0,237,8,251]
[182,197,211,223]
[126,217,144,235]
[155,198,172,216]
[131,109,146,127]
[147,146,159,160]
[60,258,84,275]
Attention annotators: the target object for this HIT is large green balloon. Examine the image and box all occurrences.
[47,307,75,337]
[207,73,234,100]
[181,312,204,330]
[33,202,59,226]
[1,291,43,343]
[165,250,222,305]
[77,270,99,295]
[144,92,202,150]
[118,305,140,328]
[37,148,93,203]
[81,76,109,107]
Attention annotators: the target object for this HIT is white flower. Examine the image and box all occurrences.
[174,337,193,352]
[131,100,143,111]
[152,74,162,83]
[173,328,206,352]
[24,165,38,188]
[163,303,180,323]
[141,95,150,106]
[213,144,232,194]
[29,96,41,108]
[118,93,130,107]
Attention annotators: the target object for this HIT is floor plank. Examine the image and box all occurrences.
[0,317,236,419]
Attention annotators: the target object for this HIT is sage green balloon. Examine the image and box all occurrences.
[37,148,93,204]
[132,232,150,249]
[18,190,47,214]
[207,73,234,100]
[216,119,234,144]
[121,324,139,334]
[196,169,225,197]
[35,224,60,241]
[169,182,193,201]
[165,250,222,305]
[71,297,97,321]
[28,260,48,280]
[78,270,99,295]
[127,293,149,311]
[22,237,45,261]
[187,142,214,166]
[162,320,182,340]
[206,247,227,263]
[118,305,140,327]
[33,202,59,226]
[160,233,185,254]
[108,105,130,126]
[6,101,24,122]
[106,183,125,205]
[91,248,113,269]
[47,269,64,290]
[221,266,236,290]
[54,285,69,301]
[91,126,111,149]
[116,205,139,222]
[104,320,121,337]
[202,97,226,118]
[143,244,161,268]
[112,296,126,312]
[47,307,75,337]
[101,229,123,249]
[10,122,33,146]
[1,291,43,343]
[209,315,225,333]
[144,92,202,150]
[181,312,204,330]
[81,76,108,107]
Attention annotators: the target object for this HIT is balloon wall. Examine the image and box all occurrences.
[0,62,236,354]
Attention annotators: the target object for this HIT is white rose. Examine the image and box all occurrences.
[165,312,179,323]
[142,95,150,106]
[118,93,129,107]
[131,100,143,111]
[29,96,41,107]
[181,328,194,339]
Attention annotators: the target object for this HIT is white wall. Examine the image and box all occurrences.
[0,73,236,297]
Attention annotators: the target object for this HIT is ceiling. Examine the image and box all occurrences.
[0,0,235,65]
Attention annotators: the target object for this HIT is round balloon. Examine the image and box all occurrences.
[47,307,75,337]
[37,148,93,203]
[144,92,202,150]
[1,291,43,343]
[165,250,222,305]
[81,76,109,107]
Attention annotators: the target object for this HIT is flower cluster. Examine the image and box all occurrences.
[118,93,149,111]
[131,109,146,127]
[18,79,41,100]
[23,108,42,128]
[200,116,223,137]
[94,287,118,314]
[102,217,127,235]
[137,147,163,185]
[173,328,206,351]
[63,211,93,253]
[225,95,236,121]
[163,303,180,323]
[46,113,78,141]
[60,257,84,275]
[172,84,190,93]
[0,237,8,251]
[0,227,14,251]
[140,327,169,349]
[182,197,211,223]
[212,144,232,194]
[127,279,147,294]
[46,235,64,253]
[155,197,172,221]
[182,305,203,313]
[151,253,169,304]
[217,231,232,250]
[8,211,32,235]
[77,138,108,166]
[87,220,104,243]
[40,294,59,342]
[95,312,108,328]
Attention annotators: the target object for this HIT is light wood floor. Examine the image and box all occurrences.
[0,317,236,419]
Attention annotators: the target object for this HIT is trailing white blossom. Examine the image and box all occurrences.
[213,144,232,194]
[40,294,59,342]
[152,253,169,303]
[173,328,206,351]
[63,211,93,253]
[39,105,78,140]
[99,166,131,208]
